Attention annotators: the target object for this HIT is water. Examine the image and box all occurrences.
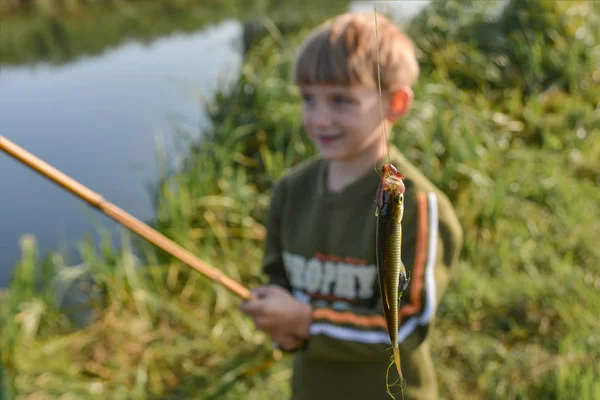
[0,20,243,286]
[0,1,431,288]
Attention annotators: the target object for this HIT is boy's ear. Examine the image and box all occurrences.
[386,88,413,123]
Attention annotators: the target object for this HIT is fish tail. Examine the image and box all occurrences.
[393,344,402,379]
[385,345,406,399]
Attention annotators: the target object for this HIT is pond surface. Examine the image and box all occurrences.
[0,1,430,287]
[0,20,243,286]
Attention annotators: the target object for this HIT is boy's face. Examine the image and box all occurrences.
[299,84,388,162]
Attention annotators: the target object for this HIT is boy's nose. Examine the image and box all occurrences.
[309,107,333,128]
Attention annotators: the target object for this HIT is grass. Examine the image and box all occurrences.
[1,0,599,398]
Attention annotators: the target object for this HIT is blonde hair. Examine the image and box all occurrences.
[293,12,419,92]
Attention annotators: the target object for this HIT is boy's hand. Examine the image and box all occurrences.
[240,285,312,351]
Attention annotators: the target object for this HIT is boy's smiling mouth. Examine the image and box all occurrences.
[316,133,343,145]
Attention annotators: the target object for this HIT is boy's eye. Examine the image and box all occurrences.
[332,96,351,105]
[302,94,314,104]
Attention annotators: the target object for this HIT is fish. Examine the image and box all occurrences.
[375,163,410,385]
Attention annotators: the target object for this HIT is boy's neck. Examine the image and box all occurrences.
[325,140,387,193]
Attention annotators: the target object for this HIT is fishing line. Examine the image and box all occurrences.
[373,2,391,167]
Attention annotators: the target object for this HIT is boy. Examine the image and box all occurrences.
[240,12,463,400]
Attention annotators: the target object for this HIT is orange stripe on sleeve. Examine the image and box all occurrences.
[398,191,429,322]
[312,308,387,329]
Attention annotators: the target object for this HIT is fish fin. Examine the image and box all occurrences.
[399,261,410,294]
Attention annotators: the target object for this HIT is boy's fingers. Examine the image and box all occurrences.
[251,285,276,299]
[254,316,269,330]
[241,285,277,315]
[239,300,265,316]
[255,316,280,332]
[274,333,303,351]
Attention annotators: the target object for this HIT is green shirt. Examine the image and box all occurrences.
[262,145,463,400]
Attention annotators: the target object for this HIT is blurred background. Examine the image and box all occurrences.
[0,0,598,399]
[1,0,410,286]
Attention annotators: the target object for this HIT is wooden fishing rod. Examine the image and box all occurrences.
[0,135,252,301]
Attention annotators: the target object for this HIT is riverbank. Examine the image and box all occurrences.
[0,0,349,66]
[1,0,599,398]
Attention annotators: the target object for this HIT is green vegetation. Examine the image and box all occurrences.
[0,0,348,66]
[1,0,599,398]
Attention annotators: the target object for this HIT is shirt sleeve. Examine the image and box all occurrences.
[397,184,463,347]
[262,179,292,291]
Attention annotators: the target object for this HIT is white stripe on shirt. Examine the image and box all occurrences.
[310,323,392,344]
[419,192,439,324]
